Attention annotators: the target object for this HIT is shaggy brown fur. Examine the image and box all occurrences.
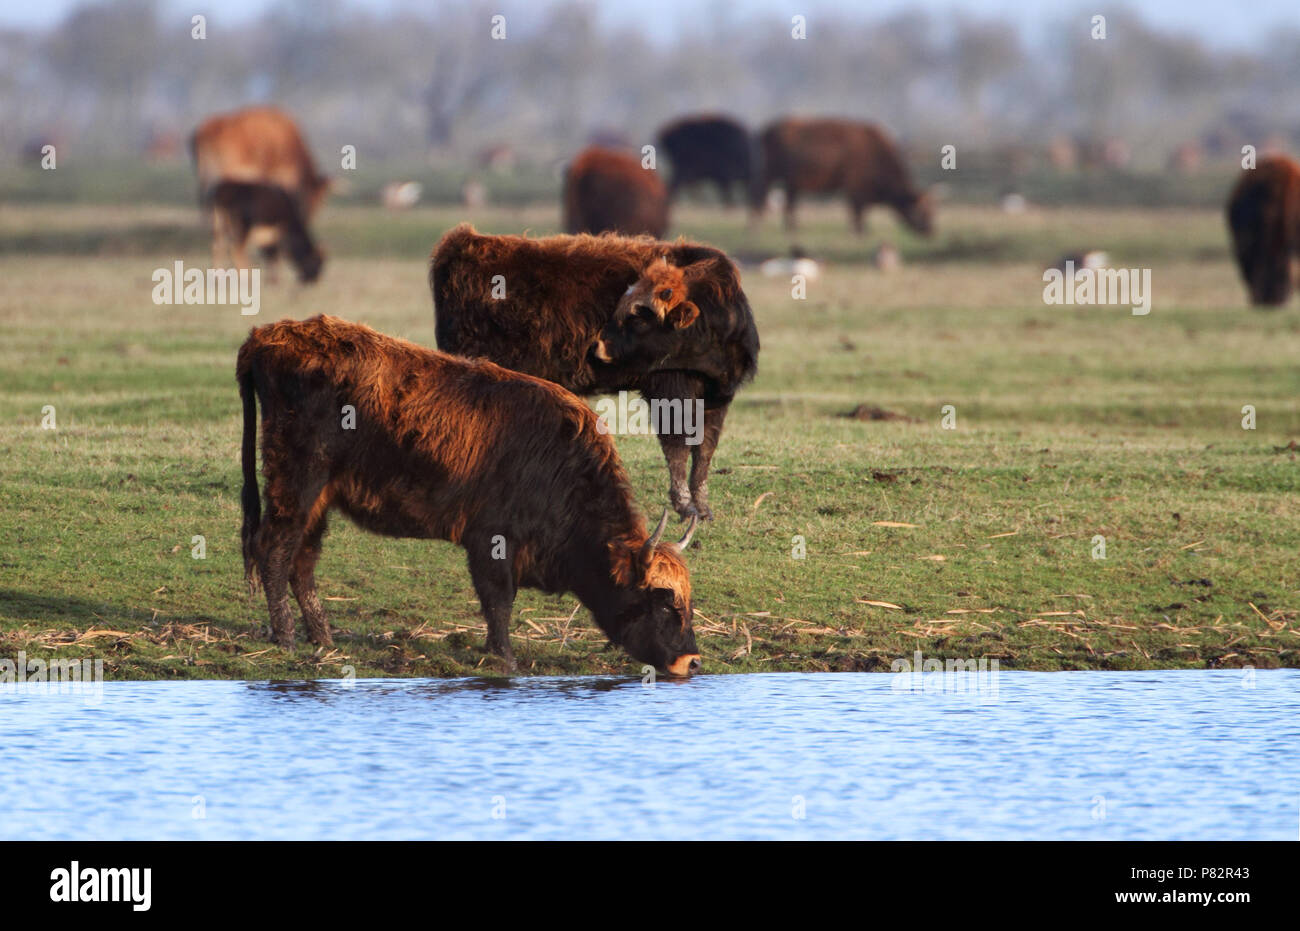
[564,146,669,238]
[209,181,323,283]
[237,315,700,675]
[430,224,759,519]
[753,117,933,235]
[1226,154,1300,306]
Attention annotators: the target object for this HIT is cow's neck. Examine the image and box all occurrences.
[563,512,644,643]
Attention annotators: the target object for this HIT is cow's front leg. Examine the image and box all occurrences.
[687,404,728,521]
[466,537,517,671]
[656,430,695,518]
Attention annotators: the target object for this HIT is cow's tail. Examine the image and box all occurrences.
[239,364,262,593]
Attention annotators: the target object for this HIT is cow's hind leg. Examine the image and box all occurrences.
[289,513,333,647]
[465,536,517,670]
[257,516,305,647]
[849,199,867,235]
[656,430,695,518]
[255,472,326,648]
[687,404,728,521]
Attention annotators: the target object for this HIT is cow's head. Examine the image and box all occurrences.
[610,510,701,676]
[901,190,935,237]
[289,236,324,283]
[591,257,700,368]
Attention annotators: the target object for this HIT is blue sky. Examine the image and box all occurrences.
[1,0,1297,50]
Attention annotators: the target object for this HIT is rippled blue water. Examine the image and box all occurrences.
[2,669,1296,839]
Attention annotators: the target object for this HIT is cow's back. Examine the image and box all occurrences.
[240,315,622,545]
[193,107,323,209]
[564,147,669,239]
[659,116,752,183]
[761,118,916,200]
[760,118,858,193]
[431,224,648,392]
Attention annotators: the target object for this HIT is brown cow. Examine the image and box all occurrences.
[209,181,323,283]
[1226,155,1300,306]
[191,107,330,272]
[238,314,702,675]
[753,117,934,235]
[563,146,669,239]
[191,106,330,213]
[431,225,759,520]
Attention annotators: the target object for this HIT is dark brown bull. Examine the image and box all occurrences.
[1226,155,1300,306]
[753,117,934,235]
[209,181,323,283]
[658,114,754,206]
[563,146,669,238]
[238,314,701,676]
[431,224,759,520]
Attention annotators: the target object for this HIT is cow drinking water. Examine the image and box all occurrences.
[237,314,701,675]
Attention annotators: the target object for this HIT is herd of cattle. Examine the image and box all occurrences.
[566,114,935,239]
[196,105,1300,676]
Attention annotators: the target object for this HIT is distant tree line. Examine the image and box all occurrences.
[2,0,1299,171]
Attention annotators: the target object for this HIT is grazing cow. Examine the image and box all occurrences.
[431,224,759,520]
[657,114,754,206]
[191,106,330,215]
[238,315,702,676]
[752,117,934,235]
[209,181,323,283]
[1226,155,1300,306]
[563,146,669,239]
[191,107,330,275]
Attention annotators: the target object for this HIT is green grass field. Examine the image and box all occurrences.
[2,199,1298,679]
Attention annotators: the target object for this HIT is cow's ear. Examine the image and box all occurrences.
[666,300,699,329]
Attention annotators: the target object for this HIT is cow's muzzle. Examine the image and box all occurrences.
[665,654,702,677]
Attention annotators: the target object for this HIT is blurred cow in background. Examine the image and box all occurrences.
[563,146,669,239]
[752,117,934,236]
[1226,154,1300,306]
[191,107,330,275]
[657,114,754,207]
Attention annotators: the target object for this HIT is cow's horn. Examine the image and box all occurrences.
[646,508,671,550]
[677,514,698,552]
[642,508,671,565]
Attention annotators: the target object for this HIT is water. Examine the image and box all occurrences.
[2,670,1296,840]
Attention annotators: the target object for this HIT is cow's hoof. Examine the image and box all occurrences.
[486,646,517,672]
